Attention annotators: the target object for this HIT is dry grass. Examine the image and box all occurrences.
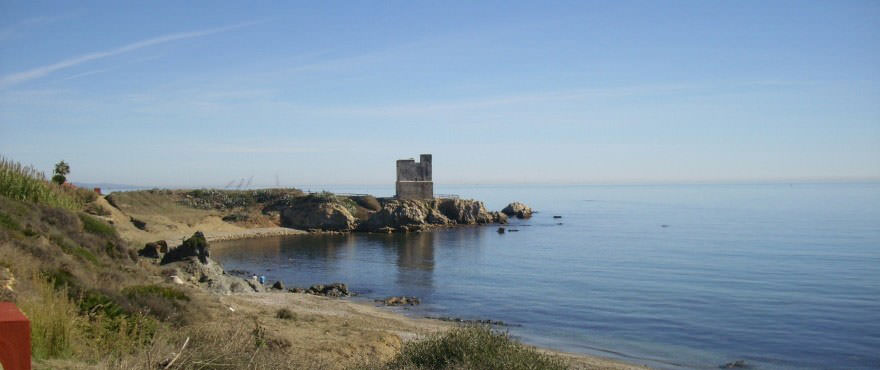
[106,190,212,226]
[18,275,82,359]
[102,320,328,370]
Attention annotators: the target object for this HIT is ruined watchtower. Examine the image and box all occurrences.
[396,154,433,199]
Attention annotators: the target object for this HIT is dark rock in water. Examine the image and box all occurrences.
[661,224,670,228]
[295,282,350,297]
[553,215,562,219]
[508,229,520,232]
[227,269,253,277]
[720,360,748,369]
[161,232,210,265]
[425,316,516,326]
[497,227,505,234]
[377,296,420,306]
[272,280,285,290]
[501,202,533,219]
[130,217,147,230]
[138,240,168,258]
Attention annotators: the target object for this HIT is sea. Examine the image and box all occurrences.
[212,183,880,369]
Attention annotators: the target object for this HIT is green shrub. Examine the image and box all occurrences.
[79,213,116,237]
[80,291,127,319]
[71,247,100,265]
[122,284,189,302]
[83,202,110,216]
[377,326,568,370]
[19,275,82,359]
[179,188,304,209]
[45,268,79,291]
[276,308,296,320]
[0,210,21,231]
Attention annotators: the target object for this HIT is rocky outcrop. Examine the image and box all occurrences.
[269,193,509,233]
[151,231,262,294]
[279,201,357,231]
[501,202,533,219]
[162,255,263,294]
[438,198,507,224]
[359,199,451,232]
[138,240,168,258]
[161,232,210,265]
[289,283,350,297]
[377,296,420,306]
[358,198,506,232]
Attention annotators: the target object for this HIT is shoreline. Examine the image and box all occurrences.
[206,231,648,369]
[166,227,308,248]
[102,194,648,369]
[221,290,647,370]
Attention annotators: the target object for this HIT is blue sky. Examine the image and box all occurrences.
[0,1,878,187]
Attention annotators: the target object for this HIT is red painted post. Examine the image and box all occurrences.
[0,302,31,370]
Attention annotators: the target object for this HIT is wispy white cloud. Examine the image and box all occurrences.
[0,14,77,41]
[60,68,111,81]
[0,21,260,89]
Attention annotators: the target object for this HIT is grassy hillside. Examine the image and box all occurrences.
[0,158,297,368]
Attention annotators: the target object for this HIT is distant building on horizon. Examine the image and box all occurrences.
[396,154,433,199]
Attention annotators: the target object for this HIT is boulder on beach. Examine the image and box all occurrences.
[161,232,210,265]
[377,296,420,306]
[501,202,533,219]
[294,283,350,297]
[138,240,168,258]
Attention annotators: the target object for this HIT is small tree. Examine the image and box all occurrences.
[52,160,70,185]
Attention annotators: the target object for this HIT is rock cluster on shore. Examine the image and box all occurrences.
[501,202,533,218]
[377,296,420,306]
[273,195,516,233]
[288,283,351,297]
[142,232,264,294]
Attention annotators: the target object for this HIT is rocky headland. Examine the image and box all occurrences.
[270,193,510,232]
[105,189,522,237]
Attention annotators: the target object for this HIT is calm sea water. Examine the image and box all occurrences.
[213,183,880,369]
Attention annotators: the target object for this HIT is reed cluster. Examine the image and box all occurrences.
[0,156,84,210]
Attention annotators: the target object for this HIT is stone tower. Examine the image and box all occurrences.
[395,154,433,199]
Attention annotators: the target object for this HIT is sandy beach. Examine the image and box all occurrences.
[99,194,645,369]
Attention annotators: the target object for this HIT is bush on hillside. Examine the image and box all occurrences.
[371,326,568,370]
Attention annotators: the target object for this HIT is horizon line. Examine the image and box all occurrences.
[75,177,880,191]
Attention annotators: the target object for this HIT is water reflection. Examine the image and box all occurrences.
[214,231,454,298]
[388,232,435,293]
